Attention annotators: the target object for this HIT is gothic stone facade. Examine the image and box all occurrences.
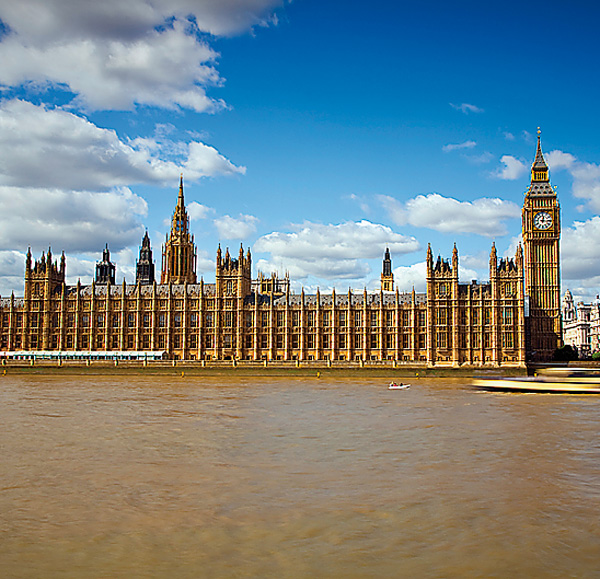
[0,138,560,366]
[562,290,600,358]
[0,244,525,366]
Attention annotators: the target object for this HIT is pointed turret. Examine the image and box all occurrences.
[246,246,252,273]
[426,243,433,275]
[381,246,394,291]
[382,247,392,276]
[452,243,458,271]
[516,242,523,269]
[136,231,155,285]
[489,242,497,269]
[96,244,116,285]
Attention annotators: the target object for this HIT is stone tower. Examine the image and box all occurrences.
[522,129,562,360]
[23,247,66,350]
[136,231,155,285]
[25,246,65,299]
[381,247,394,291]
[215,244,252,299]
[95,244,116,285]
[161,175,197,284]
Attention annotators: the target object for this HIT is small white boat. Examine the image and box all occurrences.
[389,382,410,390]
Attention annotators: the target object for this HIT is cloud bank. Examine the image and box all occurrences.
[254,221,420,281]
[0,100,245,191]
[0,0,285,112]
[379,193,520,237]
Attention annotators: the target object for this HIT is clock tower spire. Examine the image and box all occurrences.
[522,129,561,360]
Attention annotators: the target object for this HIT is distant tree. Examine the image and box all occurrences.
[592,352,600,361]
[552,345,579,362]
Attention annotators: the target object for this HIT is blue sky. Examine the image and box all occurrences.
[1,0,600,300]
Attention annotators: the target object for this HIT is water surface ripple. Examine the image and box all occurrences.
[1,374,599,578]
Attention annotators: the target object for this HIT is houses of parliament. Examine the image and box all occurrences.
[0,135,562,366]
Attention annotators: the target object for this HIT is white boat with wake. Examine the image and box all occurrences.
[473,368,600,394]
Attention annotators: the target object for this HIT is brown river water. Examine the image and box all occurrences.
[1,373,600,578]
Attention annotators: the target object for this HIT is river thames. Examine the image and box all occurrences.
[1,373,599,578]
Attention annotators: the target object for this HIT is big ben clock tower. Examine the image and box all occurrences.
[522,129,561,360]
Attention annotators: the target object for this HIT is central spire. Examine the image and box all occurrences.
[171,174,190,237]
[161,175,197,284]
[177,174,185,205]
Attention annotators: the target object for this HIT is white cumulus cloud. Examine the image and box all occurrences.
[0,186,147,254]
[0,250,27,296]
[560,216,600,302]
[0,22,223,112]
[214,214,259,239]
[393,258,479,293]
[544,149,600,212]
[0,0,284,41]
[393,262,427,293]
[0,100,245,191]
[187,202,214,221]
[493,155,528,180]
[0,1,285,112]
[379,193,520,237]
[253,220,420,281]
[562,217,600,281]
[545,150,576,171]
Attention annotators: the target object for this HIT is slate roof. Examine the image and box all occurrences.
[527,181,554,195]
[532,134,549,170]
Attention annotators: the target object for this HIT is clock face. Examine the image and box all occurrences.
[533,211,552,230]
